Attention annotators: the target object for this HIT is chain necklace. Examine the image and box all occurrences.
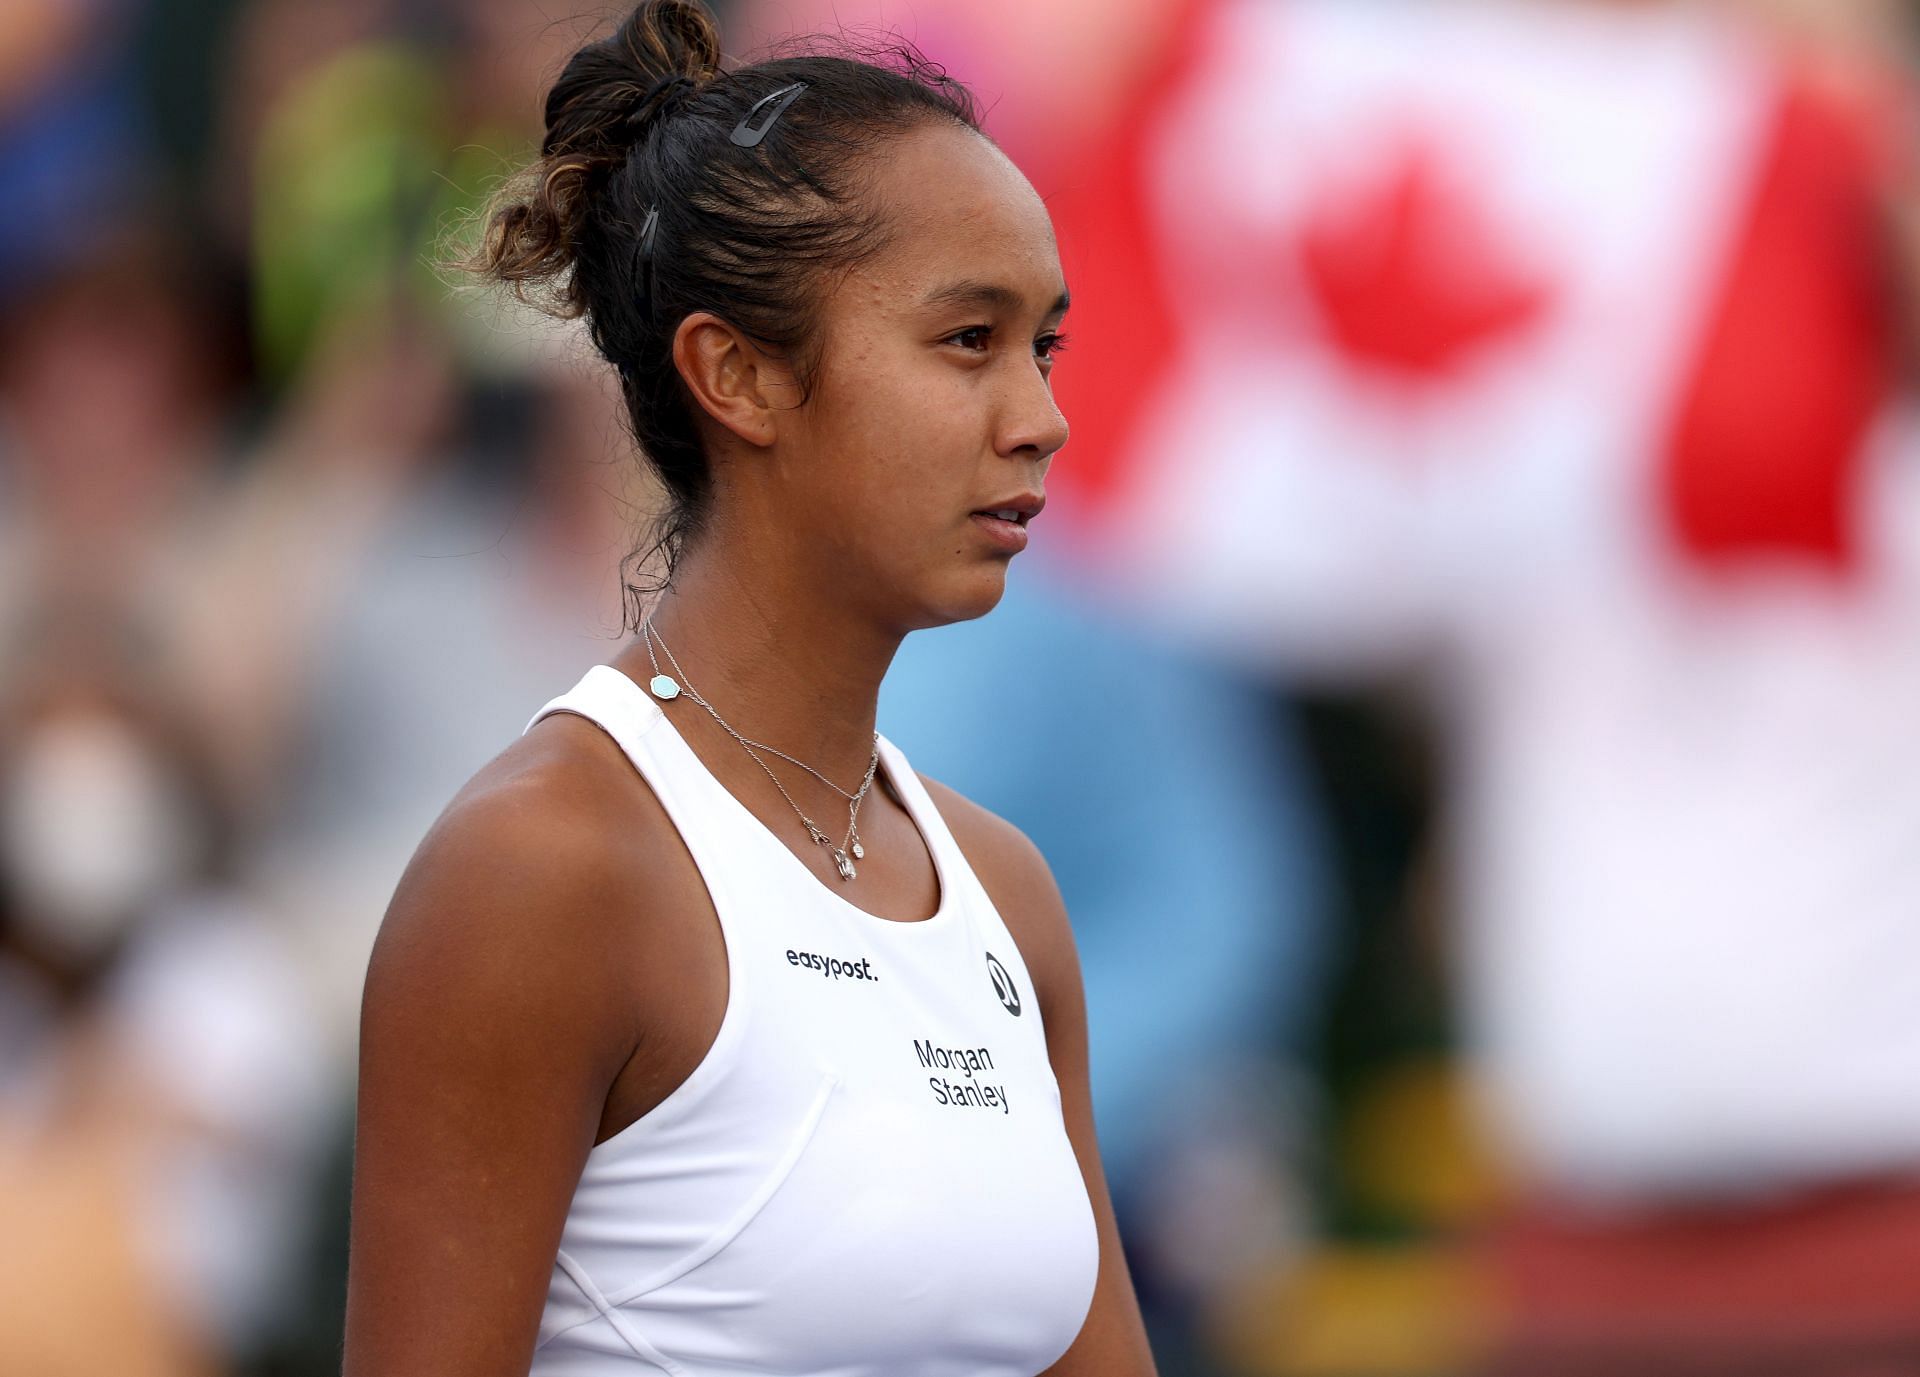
[642,619,879,881]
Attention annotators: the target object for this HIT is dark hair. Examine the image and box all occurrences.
[467,0,982,628]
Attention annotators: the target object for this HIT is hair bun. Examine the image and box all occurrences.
[627,0,723,86]
[624,74,700,139]
[538,0,723,161]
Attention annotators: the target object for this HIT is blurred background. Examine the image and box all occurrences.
[5,0,1920,1373]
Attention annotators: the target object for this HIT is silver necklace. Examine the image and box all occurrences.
[642,620,879,881]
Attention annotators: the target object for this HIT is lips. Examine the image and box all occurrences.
[969,492,1046,526]
[968,497,1041,555]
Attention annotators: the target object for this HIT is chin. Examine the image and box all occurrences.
[909,562,1012,629]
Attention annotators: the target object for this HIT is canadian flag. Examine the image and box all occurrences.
[1059,0,1897,644]
[1051,0,1920,1200]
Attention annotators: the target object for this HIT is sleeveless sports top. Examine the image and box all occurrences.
[519,664,1100,1376]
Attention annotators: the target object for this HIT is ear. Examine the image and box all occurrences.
[670,312,792,449]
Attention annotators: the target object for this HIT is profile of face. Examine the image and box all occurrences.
[688,121,1072,631]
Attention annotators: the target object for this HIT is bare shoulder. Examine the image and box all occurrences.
[916,775,1057,900]
[364,710,711,1084]
[915,774,1079,1011]
[373,714,665,995]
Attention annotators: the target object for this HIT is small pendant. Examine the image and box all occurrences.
[833,850,856,880]
[648,674,681,701]
[851,841,864,860]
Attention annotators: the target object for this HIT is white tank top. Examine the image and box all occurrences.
[519,664,1100,1376]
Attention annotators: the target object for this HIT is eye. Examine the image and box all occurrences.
[1036,331,1071,362]
[945,326,993,351]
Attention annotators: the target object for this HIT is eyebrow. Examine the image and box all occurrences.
[917,279,1071,318]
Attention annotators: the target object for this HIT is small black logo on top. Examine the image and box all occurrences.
[985,952,1021,1017]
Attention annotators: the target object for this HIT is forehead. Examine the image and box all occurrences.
[848,122,1064,307]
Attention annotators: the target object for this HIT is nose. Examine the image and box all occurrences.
[997,365,1070,462]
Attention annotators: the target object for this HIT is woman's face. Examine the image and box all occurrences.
[765,121,1072,629]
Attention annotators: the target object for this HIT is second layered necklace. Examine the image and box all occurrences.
[642,619,878,881]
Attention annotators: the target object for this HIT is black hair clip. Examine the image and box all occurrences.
[630,204,663,319]
[730,82,807,148]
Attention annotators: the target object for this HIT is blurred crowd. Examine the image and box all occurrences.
[5,0,1920,1374]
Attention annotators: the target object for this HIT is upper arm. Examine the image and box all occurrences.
[920,777,1158,1377]
[343,777,641,1377]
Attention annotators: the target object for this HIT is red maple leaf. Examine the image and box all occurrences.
[1296,144,1553,382]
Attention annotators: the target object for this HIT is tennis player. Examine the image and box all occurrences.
[342,3,1158,1374]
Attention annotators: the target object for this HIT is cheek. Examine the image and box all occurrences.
[817,364,981,524]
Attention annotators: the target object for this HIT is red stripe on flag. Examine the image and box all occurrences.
[1660,74,1895,576]
[1044,0,1217,535]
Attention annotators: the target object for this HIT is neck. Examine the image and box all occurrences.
[618,540,901,788]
